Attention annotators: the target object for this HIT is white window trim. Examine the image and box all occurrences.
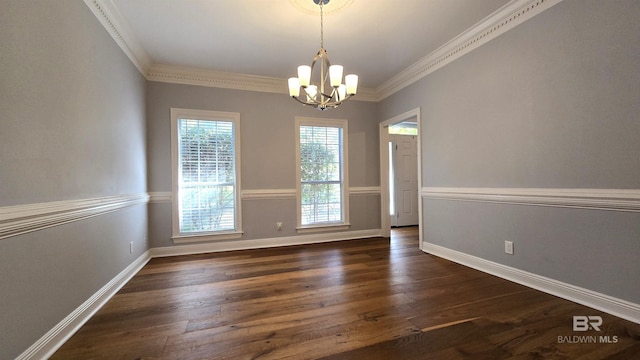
[295,116,350,233]
[170,108,243,242]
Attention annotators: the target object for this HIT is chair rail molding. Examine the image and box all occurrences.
[145,64,379,102]
[421,187,640,213]
[151,187,382,203]
[241,189,297,200]
[0,194,150,240]
[148,191,173,203]
[349,186,382,196]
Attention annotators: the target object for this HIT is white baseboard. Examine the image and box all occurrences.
[422,242,640,325]
[16,251,152,360]
[151,229,382,257]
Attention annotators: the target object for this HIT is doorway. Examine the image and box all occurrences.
[389,130,419,227]
[379,108,422,249]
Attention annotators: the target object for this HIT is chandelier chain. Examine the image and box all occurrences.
[320,1,324,48]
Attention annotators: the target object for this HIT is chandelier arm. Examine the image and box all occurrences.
[302,84,354,105]
[326,94,353,108]
[300,86,319,104]
[319,88,337,101]
[299,86,326,107]
[310,48,334,99]
[291,95,316,106]
[291,92,353,110]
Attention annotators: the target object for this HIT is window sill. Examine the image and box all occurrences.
[172,231,244,244]
[296,223,351,234]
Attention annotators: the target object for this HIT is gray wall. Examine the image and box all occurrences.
[0,1,148,358]
[4,0,638,358]
[146,82,380,247]
[378,0,640,303]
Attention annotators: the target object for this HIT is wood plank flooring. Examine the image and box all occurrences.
[52,227,640,359]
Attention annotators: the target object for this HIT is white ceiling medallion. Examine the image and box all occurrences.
[290,0,354,15]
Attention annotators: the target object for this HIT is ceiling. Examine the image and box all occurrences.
[89,0,553,98]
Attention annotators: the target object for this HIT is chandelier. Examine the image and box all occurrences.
[288,0,358,110]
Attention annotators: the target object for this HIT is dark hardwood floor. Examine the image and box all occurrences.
[52,227,640,359]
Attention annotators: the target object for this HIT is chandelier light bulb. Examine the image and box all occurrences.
[337,84,347,101]
[288,77,301,97]
[329,65,343,87]
[306,85,318,101]
[345,74,358,95]
[297,65,311,87]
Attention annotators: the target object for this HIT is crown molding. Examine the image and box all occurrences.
[83,0,151,74]
[145,63,378,102]
[375,0,564,101]
[145,64,286,94]
[87,0,562,102]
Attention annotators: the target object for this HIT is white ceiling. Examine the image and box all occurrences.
[104,0,512,90]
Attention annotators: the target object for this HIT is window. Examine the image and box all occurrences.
[296,117,349,231]
[171,108,242,242]
[388,121,418,135]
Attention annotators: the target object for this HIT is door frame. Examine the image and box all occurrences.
[379,107,423,249]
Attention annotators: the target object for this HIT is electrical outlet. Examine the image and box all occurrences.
[277,222,283,231]
[129,241,134,254]
[505,241,514,255]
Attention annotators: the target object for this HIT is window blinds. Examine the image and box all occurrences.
[177,119,236,233]
[299,125,343,225]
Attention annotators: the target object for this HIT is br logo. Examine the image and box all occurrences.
[573,316,603,331]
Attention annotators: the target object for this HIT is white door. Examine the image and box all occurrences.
[390,134,419,227]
